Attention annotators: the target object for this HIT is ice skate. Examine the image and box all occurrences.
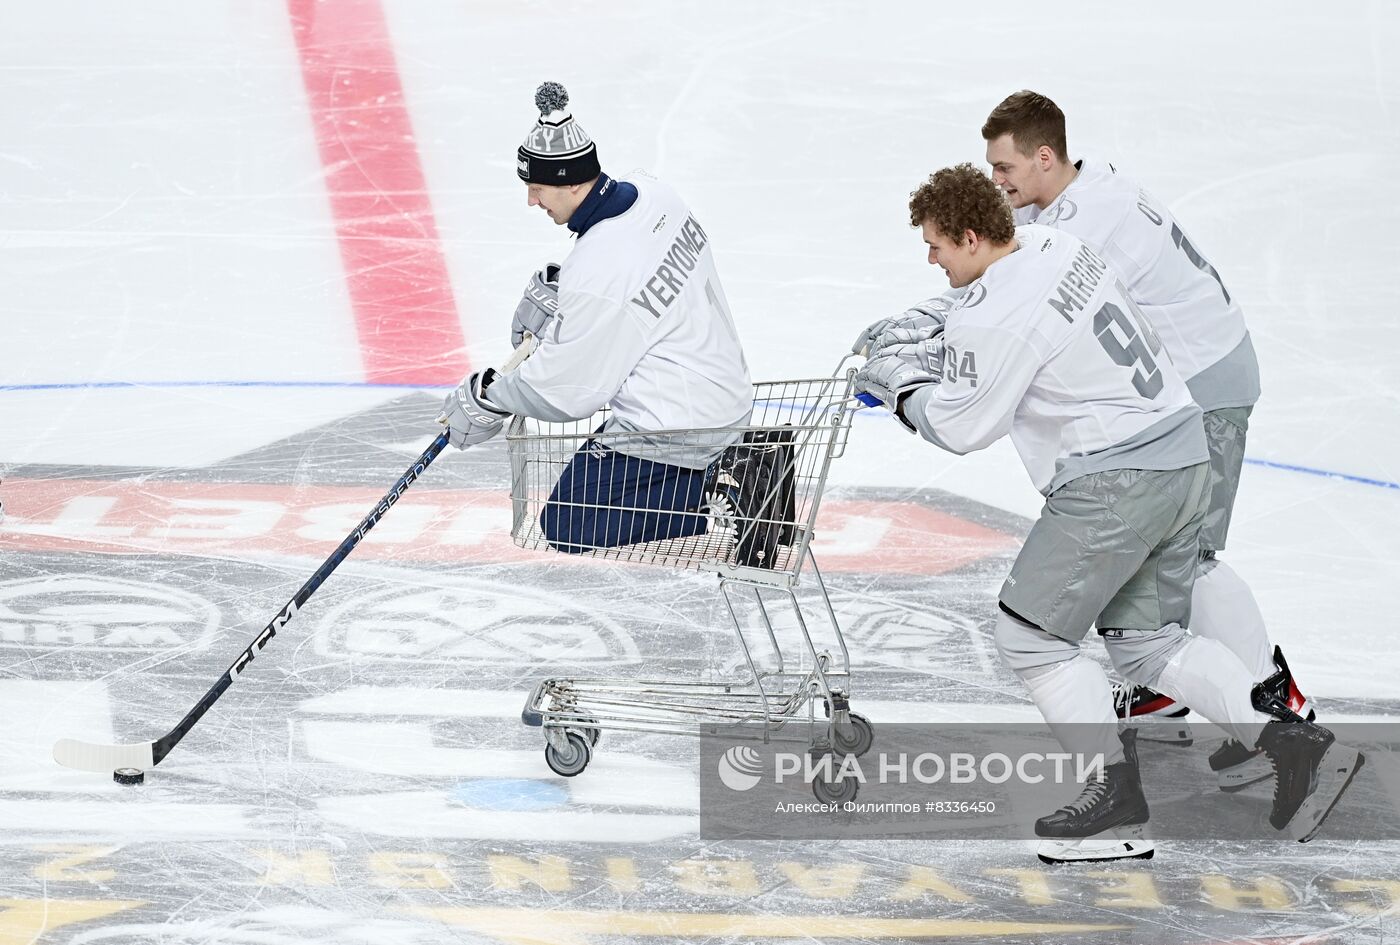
[1035,731,1151,863]
[1252,684,1363,842]
[1211,646,1317,792]
[720,429,797,569]
[701,470,740,538]
[1208,737,1274,793]
[1037,824,1155,864]
[1112,681,1192,745]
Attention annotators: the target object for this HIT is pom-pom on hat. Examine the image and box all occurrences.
[517,82,601,185]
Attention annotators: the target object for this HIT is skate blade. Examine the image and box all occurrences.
[1120,719,1193,746]
[1216,754,1274,794]
[1290,746,1365,843]
[1037,826,1155,864]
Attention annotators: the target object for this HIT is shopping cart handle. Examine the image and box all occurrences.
[856,392,881,408]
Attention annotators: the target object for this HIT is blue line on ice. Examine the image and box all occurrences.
[1240,458,1400,492]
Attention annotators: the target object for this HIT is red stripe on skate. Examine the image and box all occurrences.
[288,0,468,386]
[1135,694,1180,716]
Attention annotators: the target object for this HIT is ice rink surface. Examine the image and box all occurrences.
[3,1,1400,942]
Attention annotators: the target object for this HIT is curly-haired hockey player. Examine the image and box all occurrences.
[852,163,1363,863]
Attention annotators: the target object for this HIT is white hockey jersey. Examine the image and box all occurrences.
[1014,158,1259,411]
[904,224,1208,496]
[488,173,752,468]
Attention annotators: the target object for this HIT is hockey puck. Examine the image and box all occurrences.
[113,767,145,785]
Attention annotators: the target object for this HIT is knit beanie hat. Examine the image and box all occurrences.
[516,82,601,185]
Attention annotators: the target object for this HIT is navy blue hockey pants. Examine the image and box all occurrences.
[541,439,713,553]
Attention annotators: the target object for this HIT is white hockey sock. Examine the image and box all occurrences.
[1022,657,1125,766]
[1191,559,1274,681]
[1155,636,1271,745]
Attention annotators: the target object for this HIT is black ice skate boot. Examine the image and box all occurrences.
[1251,680,1363,842]
[720,428,797,569]
[1210,646,1317,793]
[1111,681,1192,746]
[1036,730,1154,864]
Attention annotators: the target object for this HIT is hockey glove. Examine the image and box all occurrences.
[869,323,946,358]
[853,343,943,423]
[439,370,511,449]
[511,264,561,349]
[849,297,952,356]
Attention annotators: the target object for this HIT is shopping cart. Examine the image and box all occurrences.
[511,369,873,803]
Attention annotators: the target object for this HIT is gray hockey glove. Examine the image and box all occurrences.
[849,297,952,356]
[853,342,944,421]
[510,263,560,349]
[439,370,511,449]
[869,322,946,357]
[850,316,901,357]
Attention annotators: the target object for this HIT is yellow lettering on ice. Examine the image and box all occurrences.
[1083,871,1164,909]
[982,868,1056,907]
[1200,874,1294,911]
[251,849,334,886]
[777,862,865,899]
[370,852,452,889]
[1329,879,1400,916]
[0,899,143,945]
[673,860,759,896]
[890,867,973,903]
[487,854,573,893]
[31,846,118,883]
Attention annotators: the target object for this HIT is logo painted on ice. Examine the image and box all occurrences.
[840,598,987,675]
[717,745,764,791]
[0,574,220,652]
[312,578,641,664]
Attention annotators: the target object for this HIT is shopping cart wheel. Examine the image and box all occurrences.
[831,712,875,758]
[574,717,601,748]
[812,773,859,805]
[545,731,592,777]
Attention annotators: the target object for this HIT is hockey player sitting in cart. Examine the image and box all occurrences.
[851,163,1363,863]
[440,83,792,568]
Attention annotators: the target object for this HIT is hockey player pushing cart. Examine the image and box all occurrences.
[850,163,1363,863]
[441,84,871,787]
[979,91,1315,791]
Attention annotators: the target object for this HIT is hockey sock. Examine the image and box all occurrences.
[1155,636,1271,745]
[1191,558,1274,681]
[1022,657,1125,766]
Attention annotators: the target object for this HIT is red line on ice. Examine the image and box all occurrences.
[288,0,468,386]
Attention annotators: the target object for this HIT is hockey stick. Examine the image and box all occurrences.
[53,338,536,774]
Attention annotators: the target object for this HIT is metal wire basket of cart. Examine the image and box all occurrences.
[508,370,873,802]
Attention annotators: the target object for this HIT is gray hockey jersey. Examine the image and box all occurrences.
[1014,158,1259,411]
[904,224,1208,495]
[488,173,752,467]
